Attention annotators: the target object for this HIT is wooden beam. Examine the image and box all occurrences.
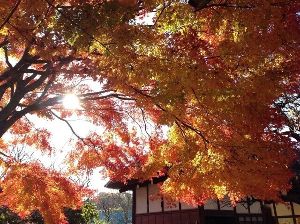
[272,203,278,224]
[198,205,205,224]
[132,189,136,224]
[147,184,149,213]
[290,202,297,224]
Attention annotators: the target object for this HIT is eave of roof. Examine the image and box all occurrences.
[105,176,168,193]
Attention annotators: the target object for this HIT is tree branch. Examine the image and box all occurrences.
[153,1,172,26]
[0,151,9,158]
[0,38,9,49]
[0,0,22,30]
[3,46,12,69]
[50,110,85,143]
[188,0,213,10]
[130,85,210,146]
[50,110,101,149]
[23,70,50,92]
[207,3,255,9]
[82,93,135,101]
[282,131,300,142]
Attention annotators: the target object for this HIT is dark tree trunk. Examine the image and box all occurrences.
[188,0,213,10]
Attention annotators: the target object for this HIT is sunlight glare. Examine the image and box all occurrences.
[63,94,81,110]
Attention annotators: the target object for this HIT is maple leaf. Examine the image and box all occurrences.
[0,162,90,224]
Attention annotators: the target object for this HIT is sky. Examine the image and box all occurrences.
[26,102,119,194]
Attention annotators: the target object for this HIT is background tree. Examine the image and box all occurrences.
[0,0,299,222]
[81,202,102,224]
[0,207,44,224]
[0,206,23,224]
[0,204,102,224]
[94,192,132,224]
[96,193,116,223]
[116,193,132,224]
[64,208,85,224]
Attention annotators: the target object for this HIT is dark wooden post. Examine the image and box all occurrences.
[198,205,205,224]
[146,184,149,214]
[290,202,297,224]
[261,204,276,224]
[132,189,136,224]
[233,206,239,224]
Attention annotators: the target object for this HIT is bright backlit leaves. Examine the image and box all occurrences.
[0,162,89,224]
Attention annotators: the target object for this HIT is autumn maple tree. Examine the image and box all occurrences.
[0,0,299,223]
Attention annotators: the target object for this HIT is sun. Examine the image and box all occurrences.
[63,94,81,110]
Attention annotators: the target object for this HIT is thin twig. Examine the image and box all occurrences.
[50,110,101,150]
[50,110,86,144]
[43,0,114,56]
[0,151,9,158]
[139,108,151,139]
[206,3,255,9]
[130,85,210,146]
[153,1,172,26]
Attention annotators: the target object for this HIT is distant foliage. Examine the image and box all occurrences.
[0,204,102,224]
[94,192,132,224]
[82,202,102,224]
[0,207,43,224]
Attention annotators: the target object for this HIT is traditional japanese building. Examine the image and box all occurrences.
[106,176,300,224]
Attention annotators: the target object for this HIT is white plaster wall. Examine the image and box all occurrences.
[267,203,293,217]
[148,184,162,213]
[134,183,293,217]
[181,202,197,210]
[249,202,262,214]
[204,200,218,210]
[293,202,300,215]
[275,203,293,216]
[220,197,233,211]
[136,186,147,214]
[236,203,249,214]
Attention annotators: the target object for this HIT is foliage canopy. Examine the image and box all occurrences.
[0,0,299,223]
